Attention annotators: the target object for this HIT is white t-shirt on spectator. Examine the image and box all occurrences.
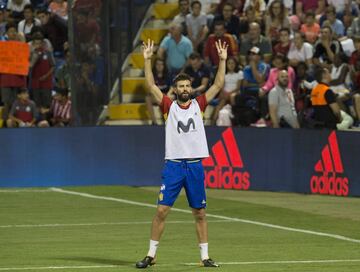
[287,42,313,62]
[7,0,30,12]
[18,19,41,36]
[186,12,207,39]
[327,0,347,13]
[224,71,243,93]
[198,0,220,14]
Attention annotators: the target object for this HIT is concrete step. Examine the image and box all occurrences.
[153,2,179,19]
[109,103,149,120]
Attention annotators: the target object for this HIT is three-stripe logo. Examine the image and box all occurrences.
[202,128,250,190]
[310,131,349,196]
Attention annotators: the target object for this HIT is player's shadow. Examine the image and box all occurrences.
[55,257,134,266]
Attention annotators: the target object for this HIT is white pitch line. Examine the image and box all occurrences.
[0,265,118,271]
[1,259,360,271]
[0,189,51,193]
[50,187,360,245]
[185,259,360,266]
[0,220,231,229]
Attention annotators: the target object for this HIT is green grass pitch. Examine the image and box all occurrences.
[0,186,359,271]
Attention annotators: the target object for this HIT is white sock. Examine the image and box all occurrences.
[199,243,209,260]
[147,240,159,258]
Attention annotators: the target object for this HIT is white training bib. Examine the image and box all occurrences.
[165,99,209,159]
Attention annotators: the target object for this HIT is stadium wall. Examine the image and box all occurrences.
[0,127,358,197]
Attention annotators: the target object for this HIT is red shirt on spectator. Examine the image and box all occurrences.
[204,34,238,66]
[350,50,360,66]
[273,43,290,56]
[31,49,55,90]
[0,74,27,88]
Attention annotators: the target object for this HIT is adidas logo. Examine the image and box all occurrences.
[310,131,349,196]
[203,128,250,190]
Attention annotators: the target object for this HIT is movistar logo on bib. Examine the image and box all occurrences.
[177,118,196,134]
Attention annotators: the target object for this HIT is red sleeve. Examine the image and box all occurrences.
[159,95,173,115]
[196,94,208,112]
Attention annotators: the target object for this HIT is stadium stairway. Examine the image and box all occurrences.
[104,0,214,126]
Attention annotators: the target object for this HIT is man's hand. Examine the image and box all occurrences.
[142,39,154,60]
[216,40,228,61]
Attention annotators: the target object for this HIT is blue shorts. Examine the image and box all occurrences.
[157,160,207,209]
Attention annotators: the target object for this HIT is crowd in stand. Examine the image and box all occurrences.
[0,0,103,127]
[149,0,360,130]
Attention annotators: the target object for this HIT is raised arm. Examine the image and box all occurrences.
[205,40,228,103]
[142,39,164,105]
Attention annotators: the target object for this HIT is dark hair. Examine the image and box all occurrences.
[337,52,348,63]
[173,73,191,86]
[322,25,333,34]
[32,32,44,41]
[305,11,315,18]
[191,0,201,8]
[279,28,290,35]
[269,0,285,22]
[314,67,328,83]
[326,5,336,15]
[6,23,17,32]
[273,53,288,64]
[189,52,201,60]
[178,0,189,4]
[213,20,225,28]
[23,4,34,12]
[55,87,69,97]
[37,9,50,15]
[226,56,239,73]
[223,2,234,10]
[17,88,28,95]
[152,57,168,75]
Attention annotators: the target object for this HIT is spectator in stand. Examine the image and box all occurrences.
[323,6,345,38]
[73,0,102,17]
[38,87,71,127]
[56,48,71,89]
[233,46,269,126]
[329,53,352,112]
[218,0,245,16]
[261,53,296,95]
[273,28,291,55]
[239,22,272,66]
[313,26,342,70]
[172,0,190,35]
[7,88,37,128]
[158,23,193,77]
[28,26,53,52]
[238,6,264,42]
[184,52,210,96]
[347,10,360,37]
[186,1,208,53]
[288,32,313,67]
[0,23,27,119]
[145,57,171,125]
[350,37,360,125]
[243,0,266,18]
[296,0,326,22]
[30,32,55,109]
[204,20,238,68]
[212,2,240,37]
[198,0,220,20]
[18,4,41,42]
[265,0,291,45]
[37,9,67,53]
[267,0,294,15]
[327,0,351,18]
[213,56,243,126]
[75,10,100,55]
[7,0,30,23]
[300,11,320,44]
[310,67,341,129]
[49,0,68,20]
[269,70,299,128]
[0,9,7,37]
[293,62,314,111]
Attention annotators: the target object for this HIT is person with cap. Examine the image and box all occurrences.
[230,46,269,127]
[38,87,71,127]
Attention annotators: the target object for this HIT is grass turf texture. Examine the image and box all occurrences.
[0,186,359,271]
